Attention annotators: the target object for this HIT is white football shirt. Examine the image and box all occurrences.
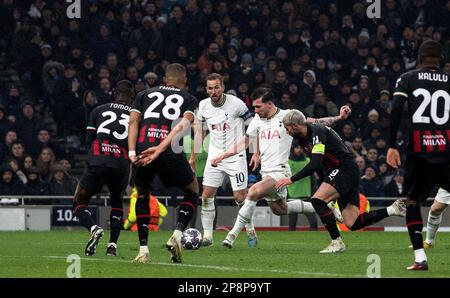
[197,94,252,161]
[246,108,293,173]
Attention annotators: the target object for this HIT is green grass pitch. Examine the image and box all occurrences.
[1,230,449,278]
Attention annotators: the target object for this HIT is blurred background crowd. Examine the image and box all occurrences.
[0,0,449,200]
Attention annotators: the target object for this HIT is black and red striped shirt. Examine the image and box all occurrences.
[86,103,130,169]
[391,67,450,163]
[131,86,198,154]
[295,123,355,174]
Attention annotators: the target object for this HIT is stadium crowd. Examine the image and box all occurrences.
[0,0,449,200]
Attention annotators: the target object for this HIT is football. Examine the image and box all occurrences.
[181,228,202,250]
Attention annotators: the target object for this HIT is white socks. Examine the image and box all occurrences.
[201,197,215,240]
[414,248,427,263]
[387,205,396,216]
[172,229,183,242]
[236,199,256,236]
[230,199,257,236]
[426,212,442,244]
[287,200,315,214]
[139,245,149,254]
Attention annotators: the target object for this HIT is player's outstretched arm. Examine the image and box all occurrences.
[307,105,351,126]
[275,150,324,189]
[211,134,250,167]
[139,113,194,165]
[189,118,206,171]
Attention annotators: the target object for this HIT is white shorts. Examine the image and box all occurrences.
[261,170,291,202]
[435,188,450,205]
[203,157,248,191]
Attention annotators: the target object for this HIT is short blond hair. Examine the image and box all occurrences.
[282,109,306,126]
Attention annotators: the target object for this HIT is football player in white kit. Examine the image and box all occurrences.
[190,73,258,247]
[423,188,450,248]
[211,87,351,248]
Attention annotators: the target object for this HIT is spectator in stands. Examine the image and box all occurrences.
[340,122,355,142]
[374,89,391,117]
[198,42,228,73]
[36,147,55,182]
[57,157,78,186]
[375,137,388,160]
[378,161,394,186]
[25,166,49,200]
[366,147,379,168]
[0,104,13,141]
[361,109,381,140]
[6,157,27,185]
[355,155,367,176]
[165,4,190,61]
[47,164,77,197]
[351,135,367,158]
[360,165,384,198]
[96,77,113,104]
[0,163,24,196]
[30,128,63,159]
[384,169,405,197]
[2,85,23,118]
[22,154,34,174]
[363,126,383,148]
[9,141,25,165]
[144,72,159,90]
[92,23,124,64]
[16,101,45,152]
[105,52,123,84]
[299,70,316,108]
[304,91,338,119]
[278,92,297,110]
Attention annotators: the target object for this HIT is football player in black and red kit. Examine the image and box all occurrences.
[73,80,134,257]
[128,63,199,263]
[276,110,406,253]
[387,40,450,270]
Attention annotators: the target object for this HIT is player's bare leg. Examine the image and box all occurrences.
[200,186,218,246]
[223,177,275,248]
[73,185,104,256]
[234,189,258,248]
[166,178,199,263]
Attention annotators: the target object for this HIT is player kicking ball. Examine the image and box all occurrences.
[212,88,350,249]
[276,110,406,253]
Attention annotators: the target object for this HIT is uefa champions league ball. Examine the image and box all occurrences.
[181,228,202,250]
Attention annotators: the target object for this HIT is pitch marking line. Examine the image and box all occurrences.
[0,255,365,278]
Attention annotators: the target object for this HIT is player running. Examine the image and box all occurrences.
[73,80,134,257]
[276,110,406,253]
[387,40,450,270]
[190,73,258,247]
[212,87,351,248]
[409,188,450,250]
[128,63,199,263]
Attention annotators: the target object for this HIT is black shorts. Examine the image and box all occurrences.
[79,165,129,196]
[323,161,360,210]
[404,155,450,203]
[134,152,194,190]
